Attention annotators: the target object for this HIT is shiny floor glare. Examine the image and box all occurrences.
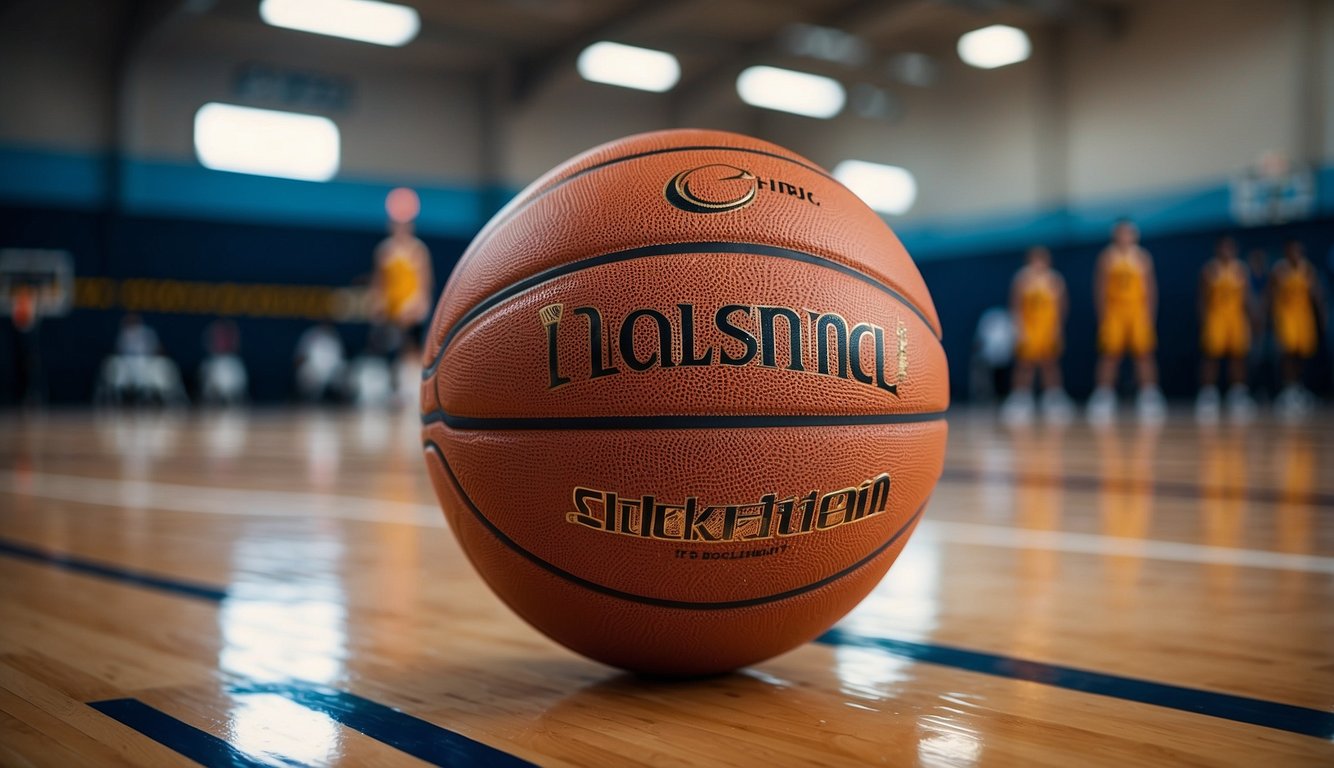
[0,406,1331,767]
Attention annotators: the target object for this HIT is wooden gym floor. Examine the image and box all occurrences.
[0,406,1331,766]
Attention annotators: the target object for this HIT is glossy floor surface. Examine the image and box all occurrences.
[1,407,1331,766]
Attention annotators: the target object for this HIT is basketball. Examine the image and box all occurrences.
[420,128,948,676]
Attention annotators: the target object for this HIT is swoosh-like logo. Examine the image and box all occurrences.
[664,164,758,214]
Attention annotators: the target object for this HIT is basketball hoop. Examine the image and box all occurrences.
[1231,151,1315,226]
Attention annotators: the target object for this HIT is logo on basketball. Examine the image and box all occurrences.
[665,164,822,213]
[664,164,758,214]
[539,302,909,396]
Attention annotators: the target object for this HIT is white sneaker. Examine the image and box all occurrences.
[1195,386,1221,423]
[1041,387,1074,424]
[1226,384,1256,422]
[1275,385,1308,420]
[1087,387,1116,424]
[1002,390,1036,425]
[1137,385,1167,423]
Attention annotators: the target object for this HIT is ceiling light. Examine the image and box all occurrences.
[577,41,681,92]
[833,160,917,215]
[260,0,420,47]
[957,25,1031,69]
[736,66,845,119]
[194,103,340,182]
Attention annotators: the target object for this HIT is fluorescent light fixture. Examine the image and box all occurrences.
[577,41,681,92]
[260,0,420,47]
[833,160,917,215]
[736,66,845,119]
[194,103,340,182]
[957,24,1031,69]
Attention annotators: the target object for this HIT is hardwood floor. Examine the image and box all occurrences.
[1,407,1331,766]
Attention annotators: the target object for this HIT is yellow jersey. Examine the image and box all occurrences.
[1203,260,1247,318]
[1104,248,1147,308]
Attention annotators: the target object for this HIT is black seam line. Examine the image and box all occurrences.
[422,241,941,379]
[424,440,925,611]
[455,143,834,270]
[444,144,833,292]
[421,410,948,430]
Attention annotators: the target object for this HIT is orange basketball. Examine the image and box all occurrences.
[421,129,948,676]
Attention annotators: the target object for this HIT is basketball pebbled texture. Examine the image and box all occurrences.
[422,129,948,676]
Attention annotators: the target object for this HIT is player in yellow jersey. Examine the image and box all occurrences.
[1002,246,1071,423]
[1268,240,1326,416]
[370,189,434,402]
[1088,220,1164,423]
[1196,237,1256,421]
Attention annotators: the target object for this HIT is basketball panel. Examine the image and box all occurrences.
[423,419,945,605]
[433,252,948,420]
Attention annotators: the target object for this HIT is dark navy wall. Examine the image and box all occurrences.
[0,204,470,403]
[921,218,1334,403]
[1,201,1331,405]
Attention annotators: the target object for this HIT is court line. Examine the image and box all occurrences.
[0,470,441,527]
[939,467,1334,510]
[6,470,1333,574]
[89,699,278,768]
[0,539,229,601]
[923,520,1334,575]
[231,683,536,767]
[816,629,1334,741]
[6,538,1332,742]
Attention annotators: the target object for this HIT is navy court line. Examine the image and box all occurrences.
[231,683,537,767]
[7,538,1332,741]
[89,699,283,768]
[937,467,1334,510]
[817,628,1334,740]
[0,538,228,602]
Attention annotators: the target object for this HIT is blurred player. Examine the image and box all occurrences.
[1088,220,1164,423]
[1002,246,1071,423]
[1246,248,1274,397]
[1268,240,1326,416]
[370,187,433,400]
[971,305,1015,402]
[8,284,43,404]
[1196,237,1255,421]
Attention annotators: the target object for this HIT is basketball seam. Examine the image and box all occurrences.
[421,410,948,430]
[448,143,833,277]
[425,440,925,611]
[422,241,942,380]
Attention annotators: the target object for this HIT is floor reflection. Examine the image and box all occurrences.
[917,712,984,768]
[1198,426,1248,598]
[219,528,349,763]
[1095,422,1161,597]
[224,691,342,766]
[837,526,941,641]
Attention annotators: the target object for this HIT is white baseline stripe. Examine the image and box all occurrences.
[920,520,1334,575]
[0,471,442,527]
[3,472,1332,575]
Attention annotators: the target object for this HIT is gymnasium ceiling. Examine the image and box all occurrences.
[4,0,1133,95]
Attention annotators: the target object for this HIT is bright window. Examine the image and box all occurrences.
[736,66,845,119]
[957,25,1031,69]
[833,160,917,215]
[194,103,340,182]
[260,0,420,47]
[577,42,681,92]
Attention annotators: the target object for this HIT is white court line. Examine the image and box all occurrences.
[0,471,442,527]
[3,471,1333,575]
[921,520,1334,575]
